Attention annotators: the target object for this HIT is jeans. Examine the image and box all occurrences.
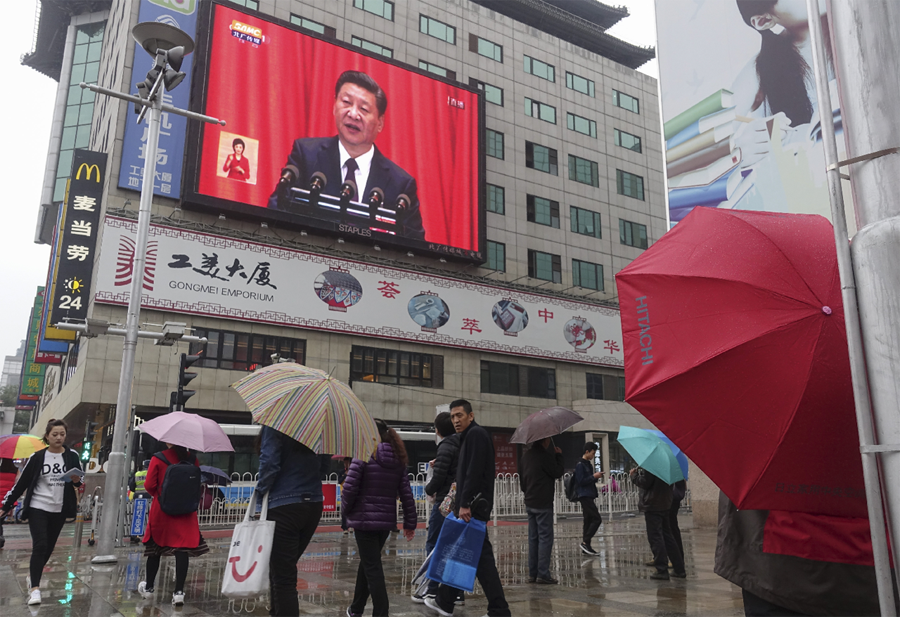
[350,530,391,616]
[27,508,67,587]
[268,501,324,616]
[644,510,685,574]
[668,498,684,561]
[526,506,553,580]
[579,497,602,546]
[436,534,510,616]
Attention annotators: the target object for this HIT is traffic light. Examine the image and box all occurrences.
[173,352,202,411]
[81,420,99,461]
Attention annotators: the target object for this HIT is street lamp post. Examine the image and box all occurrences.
[84,22,225,564]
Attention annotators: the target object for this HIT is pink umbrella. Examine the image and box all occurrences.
[139,412,234,453]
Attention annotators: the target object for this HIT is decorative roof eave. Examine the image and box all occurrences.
[21,0,113,81]
[544,0,629,30]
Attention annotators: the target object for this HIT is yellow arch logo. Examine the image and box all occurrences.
[76,163,101,182]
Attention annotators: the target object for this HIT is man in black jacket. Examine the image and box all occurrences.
[425,400,510,617]
[415,412,461,603]
[631,467,685,580]
[519,438,564,584]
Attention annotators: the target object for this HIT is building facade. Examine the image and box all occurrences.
[23,0,716,518]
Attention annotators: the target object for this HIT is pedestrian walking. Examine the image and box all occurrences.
[137,444,209,607]
[519,437,564,584]
[414,411,462,604]
[630,466,685,580]
[255,425,326,616]
[342,419,417,617]
[425,399,511,617]
[1,419,84,606]
[669,479,686,563]
[574,442,603,555]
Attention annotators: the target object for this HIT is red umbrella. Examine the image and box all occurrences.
[616,208,865,518]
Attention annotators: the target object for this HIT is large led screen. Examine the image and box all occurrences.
[185,3,484,261]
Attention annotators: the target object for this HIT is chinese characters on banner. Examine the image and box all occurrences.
[19,288,48,402]
[117,0,197,197]
[492,433,518,475]
[48,150,107,326]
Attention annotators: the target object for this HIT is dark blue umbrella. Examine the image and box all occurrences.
[200,465,231,486]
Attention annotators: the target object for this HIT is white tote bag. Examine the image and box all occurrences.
[222,491,275,598]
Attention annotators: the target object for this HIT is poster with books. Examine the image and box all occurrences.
[655,0,854,231]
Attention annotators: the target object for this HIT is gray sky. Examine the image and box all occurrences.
[0,0,659,361]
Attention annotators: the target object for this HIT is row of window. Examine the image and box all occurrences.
[188,329,307,370]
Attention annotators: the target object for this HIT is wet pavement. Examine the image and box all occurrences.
[0,514,744,616]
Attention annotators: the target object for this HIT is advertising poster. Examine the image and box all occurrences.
[93,217,623,368]
[19,289,48,403]
[492,433,518,475]
[655,0,852,229]
[185,3,483,261]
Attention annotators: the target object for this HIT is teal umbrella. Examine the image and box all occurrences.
[617,426,685,484]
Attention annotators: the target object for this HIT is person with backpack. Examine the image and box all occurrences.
[341,419,417,617]
[1,419,83,606]
[574,442,603,556]
[137,443,208,607]
[519,437,564,584]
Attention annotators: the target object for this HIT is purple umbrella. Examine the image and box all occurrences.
[509,407,584,444]
[139,412,234,453]
[200,465,232,485]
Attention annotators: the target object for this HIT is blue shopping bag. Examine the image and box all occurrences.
[426,513,487,592]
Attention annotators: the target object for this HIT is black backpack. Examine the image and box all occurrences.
[565,469,580,503]
[153,452,201,516]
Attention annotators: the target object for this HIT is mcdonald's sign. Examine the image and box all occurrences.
[48,149,107,327]
[76,163,102,182]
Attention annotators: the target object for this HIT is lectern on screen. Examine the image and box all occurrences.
[184,1,485,262]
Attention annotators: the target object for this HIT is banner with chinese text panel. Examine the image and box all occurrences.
[93,217,623,367]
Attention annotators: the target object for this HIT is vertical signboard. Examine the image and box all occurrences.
[47,149,107,326]
[19,289,48,401]
[35,287,66,363]
[118,0,197,198]
[42,205,77,342]
[492,433,518,475]
[655,1,852,229]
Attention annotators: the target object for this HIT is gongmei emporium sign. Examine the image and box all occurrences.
[94,217,623,367]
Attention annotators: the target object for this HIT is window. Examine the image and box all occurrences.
[586,373,625,401]
[189,329,306,371]
[527,195,560,228]
[486,184,505,214]
[353,0,393,20]
[523,55,555,82]
[566,71,595,97]
[469,78,503,106]
[54,22,105,202]
[486,241,506,271]
[525,142,558,175]
[527,249,561,283]
[620,219,649,249]
[567,112,597,138]
[420,15,455,44]
[614,128,642,153]
[419,60,456,81]
[486,129,504,160]
[481,361,557,398]
[616,169,645,200]
[573,259,603,291]
[228,0,258,8]
[469,33,502,62]
[570,206,601,239]
[351,346,442,387]
[351,36,392,58]
[525,98,556,124]
[613,89,640,114]
[569,154,600,187]
[289,15,335,37]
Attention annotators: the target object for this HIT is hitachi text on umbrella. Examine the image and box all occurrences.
[636,296,653,365]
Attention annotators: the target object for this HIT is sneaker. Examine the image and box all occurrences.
[137,581,154,599]
[28,589,41,605]
[411,591,434,604]
[644,559,656,567]
[671,571,687,579]
[650,571,670,581]
[454,596,465,606]
[346,609,363,617]
[580,542,598,556]
[424,596,453,616]
[172,591,185,606]
[536,576,559,585]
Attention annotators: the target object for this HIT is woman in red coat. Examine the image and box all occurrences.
[137,444,208,607]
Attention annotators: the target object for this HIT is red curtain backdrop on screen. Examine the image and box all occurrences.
[197,6,481,251]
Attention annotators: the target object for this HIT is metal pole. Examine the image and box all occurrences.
[91,94,162,564]
[805,1,896,612]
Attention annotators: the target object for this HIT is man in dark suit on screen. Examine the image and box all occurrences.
[268,70,426,240]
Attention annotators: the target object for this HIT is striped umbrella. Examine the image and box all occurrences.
[231,363,379,461]
[0,434,47,459]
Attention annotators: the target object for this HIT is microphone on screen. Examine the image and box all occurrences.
[278,164,300,186]
[396,193,411,211]
[309,171,327,192]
